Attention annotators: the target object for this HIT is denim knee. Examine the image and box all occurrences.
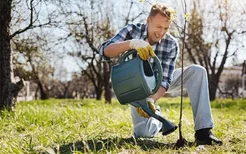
[133,121,160,138]
[189,65,207,76]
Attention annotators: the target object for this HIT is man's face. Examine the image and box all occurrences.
[147,13,171,45]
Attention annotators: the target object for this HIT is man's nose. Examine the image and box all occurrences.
[158,29,165,36]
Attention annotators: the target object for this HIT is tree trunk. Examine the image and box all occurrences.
[63,81,70,98]
[35,86,39,99]
[95,88,102,100]
[37,81,49,100]
[103,61,112,104]
[209,75,219,101]
[0,0,24,110]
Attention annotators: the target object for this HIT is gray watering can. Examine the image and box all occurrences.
[111,49,177,136]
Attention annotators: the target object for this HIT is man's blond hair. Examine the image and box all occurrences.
[149,3,174,20]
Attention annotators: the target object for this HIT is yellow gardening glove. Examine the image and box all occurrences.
[136,98,156,118]
[129,39,155,60]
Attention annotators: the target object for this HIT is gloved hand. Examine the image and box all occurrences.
[129,39,155,60]
[136,98,156,118]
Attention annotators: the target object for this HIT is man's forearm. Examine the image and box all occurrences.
[151,86,167,102]
[104,41,131,57]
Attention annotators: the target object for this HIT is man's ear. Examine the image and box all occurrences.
[147,16,150,24]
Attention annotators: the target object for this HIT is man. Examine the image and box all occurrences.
[99,3,222,146]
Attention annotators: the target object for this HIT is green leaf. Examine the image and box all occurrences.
[185,13,190,20]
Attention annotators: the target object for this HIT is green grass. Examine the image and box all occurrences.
[0,98,245,154]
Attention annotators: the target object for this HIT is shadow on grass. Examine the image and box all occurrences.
[57,136,193,153]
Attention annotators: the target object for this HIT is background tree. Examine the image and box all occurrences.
[0,0,57,110]
[12,37,54,99]
[58,0,147,103]
[69,72,94,99]
[218,76,242,99]
[0,0,24,110]
[179,0,246,100]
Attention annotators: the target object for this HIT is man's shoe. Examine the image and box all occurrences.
[195,128,223,146]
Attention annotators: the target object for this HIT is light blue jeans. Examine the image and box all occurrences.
[131,65,214,138]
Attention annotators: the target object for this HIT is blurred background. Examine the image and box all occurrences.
[6,0,245,102]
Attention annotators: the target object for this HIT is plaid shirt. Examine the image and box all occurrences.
[99,23,179,90]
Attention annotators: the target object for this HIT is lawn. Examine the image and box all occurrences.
[0,98,245,154]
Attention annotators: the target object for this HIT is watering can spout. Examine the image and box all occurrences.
[131,100,177,136]
[161,118,178,136]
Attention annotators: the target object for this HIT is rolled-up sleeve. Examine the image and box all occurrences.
[99,24,134,60]
[99,41,112,60]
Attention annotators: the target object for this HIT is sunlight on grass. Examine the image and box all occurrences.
[0,98,245,153]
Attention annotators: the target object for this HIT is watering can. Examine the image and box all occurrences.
[111,49,177,136]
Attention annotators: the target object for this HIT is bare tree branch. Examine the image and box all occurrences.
[10,0,34,39]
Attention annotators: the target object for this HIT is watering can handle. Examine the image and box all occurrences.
[119,50,163,94]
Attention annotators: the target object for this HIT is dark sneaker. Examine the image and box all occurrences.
[195,128,223,146]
